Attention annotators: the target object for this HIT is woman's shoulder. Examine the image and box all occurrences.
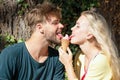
[94,53,107,63]
[92,53,110,69]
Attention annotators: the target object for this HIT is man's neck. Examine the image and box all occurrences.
[25,36,49,63]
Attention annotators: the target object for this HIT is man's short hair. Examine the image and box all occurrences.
[25,2,61,29]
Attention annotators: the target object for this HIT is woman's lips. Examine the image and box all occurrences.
[69,35,74,39]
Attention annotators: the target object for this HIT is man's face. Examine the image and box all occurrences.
[43,16,64,44]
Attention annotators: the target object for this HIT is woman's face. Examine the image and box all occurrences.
[70,15,91,45]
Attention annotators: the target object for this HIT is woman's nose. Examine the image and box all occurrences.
[71,26,75,31]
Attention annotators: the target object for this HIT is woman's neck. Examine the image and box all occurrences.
[79,41,101,60]
[80,42,100,71]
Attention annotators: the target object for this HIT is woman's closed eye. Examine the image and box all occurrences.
[76,25,80,28]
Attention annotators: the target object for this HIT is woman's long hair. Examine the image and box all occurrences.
[81,10,120,80]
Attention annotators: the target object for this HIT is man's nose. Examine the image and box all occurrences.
[59,23,64,28]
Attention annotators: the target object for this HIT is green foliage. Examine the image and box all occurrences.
[65,72,68,80]
[50,0,99,34]
[80,0,99,10]
[0,34,24,52]
[17,0,29,16]
[0,0,3,4]
[4,34,17,47]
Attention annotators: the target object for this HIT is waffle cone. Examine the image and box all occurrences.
[61,39,69,52]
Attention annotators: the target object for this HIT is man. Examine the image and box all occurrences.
[0,2,65,80]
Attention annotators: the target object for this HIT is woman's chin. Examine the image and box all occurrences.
[70,40,76,44]
[71,39,80,45]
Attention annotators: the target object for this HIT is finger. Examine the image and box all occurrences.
[58,46,62,52]
[67,47,72,56]
[58,47,63,55]
[58,46,66,55]
[59,46,68,54]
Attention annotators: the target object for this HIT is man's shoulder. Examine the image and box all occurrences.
[0,42,25,57]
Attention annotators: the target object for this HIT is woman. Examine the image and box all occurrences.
[58,10,120,80]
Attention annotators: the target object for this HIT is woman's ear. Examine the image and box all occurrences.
[86,33,94,39]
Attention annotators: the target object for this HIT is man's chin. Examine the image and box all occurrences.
[53,40,61,44]
[48,39,60,45]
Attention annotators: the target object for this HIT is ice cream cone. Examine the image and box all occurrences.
[61,34,70,52]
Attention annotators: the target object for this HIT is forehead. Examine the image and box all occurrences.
[76,15,89,24]
[47,15,60,22]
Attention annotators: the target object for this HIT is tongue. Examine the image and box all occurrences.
[57,34,63,39]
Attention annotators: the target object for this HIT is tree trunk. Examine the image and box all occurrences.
[98,0,120,52]
[0,0,43,40]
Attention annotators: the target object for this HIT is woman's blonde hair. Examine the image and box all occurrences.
[81,10,120,80]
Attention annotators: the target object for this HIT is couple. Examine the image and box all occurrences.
[0,1,120,80]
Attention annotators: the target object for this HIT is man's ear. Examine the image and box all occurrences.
[36,23,44,34]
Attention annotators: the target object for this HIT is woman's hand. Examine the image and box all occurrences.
[58,47,78,80]
[58,47,73,67]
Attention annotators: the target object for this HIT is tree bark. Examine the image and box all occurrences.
[98,0,120,52]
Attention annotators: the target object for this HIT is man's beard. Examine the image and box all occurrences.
[45,33,60,44]
[47,38,60,44]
